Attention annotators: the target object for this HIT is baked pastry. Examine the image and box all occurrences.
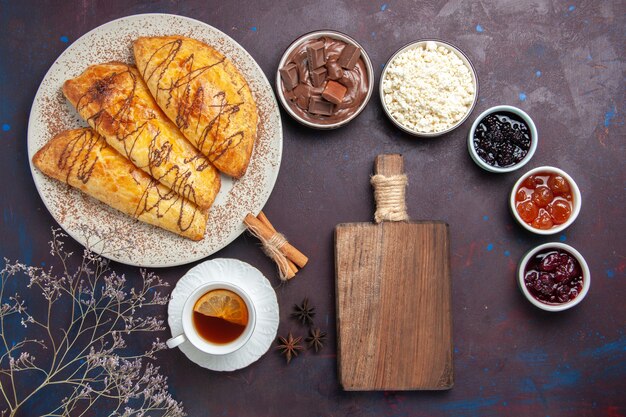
[63,62,220,210]
[133,36,258,178]
[32,128,207,241]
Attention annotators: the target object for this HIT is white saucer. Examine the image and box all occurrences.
[167,258,279,371]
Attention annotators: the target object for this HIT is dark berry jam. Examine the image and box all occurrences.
[473,111,531,167]
[524,248,583,304]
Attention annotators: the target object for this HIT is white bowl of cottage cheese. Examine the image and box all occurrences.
[380,39,478,137]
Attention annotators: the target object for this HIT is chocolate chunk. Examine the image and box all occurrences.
[339,74,355,90]
[308,97,334,116]
[292,84,311,109]
[279,63,299,91]
[306,41,326,71]
[325,60,343,80]
[310,67,327,87]
[321,80,347,105]
[337,44,361,69]
[293,51,308,81]
[310,85,324,95]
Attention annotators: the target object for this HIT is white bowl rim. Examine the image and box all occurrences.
[379,38,479,137]
[510,165,582,235]
[275,30,374,130]
[517,242,591,312]
[467,105,538,173]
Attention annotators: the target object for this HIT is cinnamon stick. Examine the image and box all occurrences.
[257,211,299,276]
[244,213,309,268]
[257,211,275,232]
[244,213,296,280]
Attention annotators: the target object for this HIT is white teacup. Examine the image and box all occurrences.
[166,281,256,355]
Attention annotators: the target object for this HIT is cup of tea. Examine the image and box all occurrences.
[166,281,256,355]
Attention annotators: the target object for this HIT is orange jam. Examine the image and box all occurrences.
[515,172,573,230]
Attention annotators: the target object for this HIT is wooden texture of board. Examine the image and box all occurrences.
[334,154,453,391]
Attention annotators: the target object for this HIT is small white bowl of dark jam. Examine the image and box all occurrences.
[510,166,582,235]
[468,105,537,173]
[517,242,590,312]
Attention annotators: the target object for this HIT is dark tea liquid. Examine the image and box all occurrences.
[192,312,246,344]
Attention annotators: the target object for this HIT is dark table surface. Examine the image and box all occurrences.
[1,1,625,416]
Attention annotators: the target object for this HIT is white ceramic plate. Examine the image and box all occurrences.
[168,258,279,371]
[27,14,282,267]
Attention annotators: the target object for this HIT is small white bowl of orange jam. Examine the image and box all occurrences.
[510,166,581,235]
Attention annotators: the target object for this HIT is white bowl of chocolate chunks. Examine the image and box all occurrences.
[276,30,374,129]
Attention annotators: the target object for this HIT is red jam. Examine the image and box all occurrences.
[523,248,583,304]
[515,171,573,229]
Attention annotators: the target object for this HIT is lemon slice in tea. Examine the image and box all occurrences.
[193,289,249,326]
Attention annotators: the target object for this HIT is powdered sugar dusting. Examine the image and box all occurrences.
[27,14,282,267]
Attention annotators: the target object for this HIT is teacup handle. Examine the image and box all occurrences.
[166,334,187,349]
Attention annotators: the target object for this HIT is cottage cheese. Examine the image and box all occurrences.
[382,41,476,133]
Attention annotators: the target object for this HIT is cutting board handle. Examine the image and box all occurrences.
[372,154,409,223]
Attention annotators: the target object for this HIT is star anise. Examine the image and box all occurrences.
[292,297,315,325]
[276,332,304,364]
[306,327,327,353]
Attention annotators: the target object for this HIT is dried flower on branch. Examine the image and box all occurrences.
[0,228,185,417]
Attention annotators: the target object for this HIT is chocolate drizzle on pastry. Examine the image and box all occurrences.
[133,36,257,178]
[136,39,245,168]
[63,62,220,211]
[33,128,206,238]
[58,128,103,185]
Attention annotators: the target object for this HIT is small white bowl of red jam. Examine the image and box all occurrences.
[518,242,590,312]
[510,166,581,234]
[468,105,537,173]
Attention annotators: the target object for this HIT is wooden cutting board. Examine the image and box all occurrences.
[335,154,453,391]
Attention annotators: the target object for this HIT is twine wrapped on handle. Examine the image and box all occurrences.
[244,212,308,281]
[370,174,409,223]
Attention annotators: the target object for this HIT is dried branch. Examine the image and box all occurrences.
[0,228,185,417]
